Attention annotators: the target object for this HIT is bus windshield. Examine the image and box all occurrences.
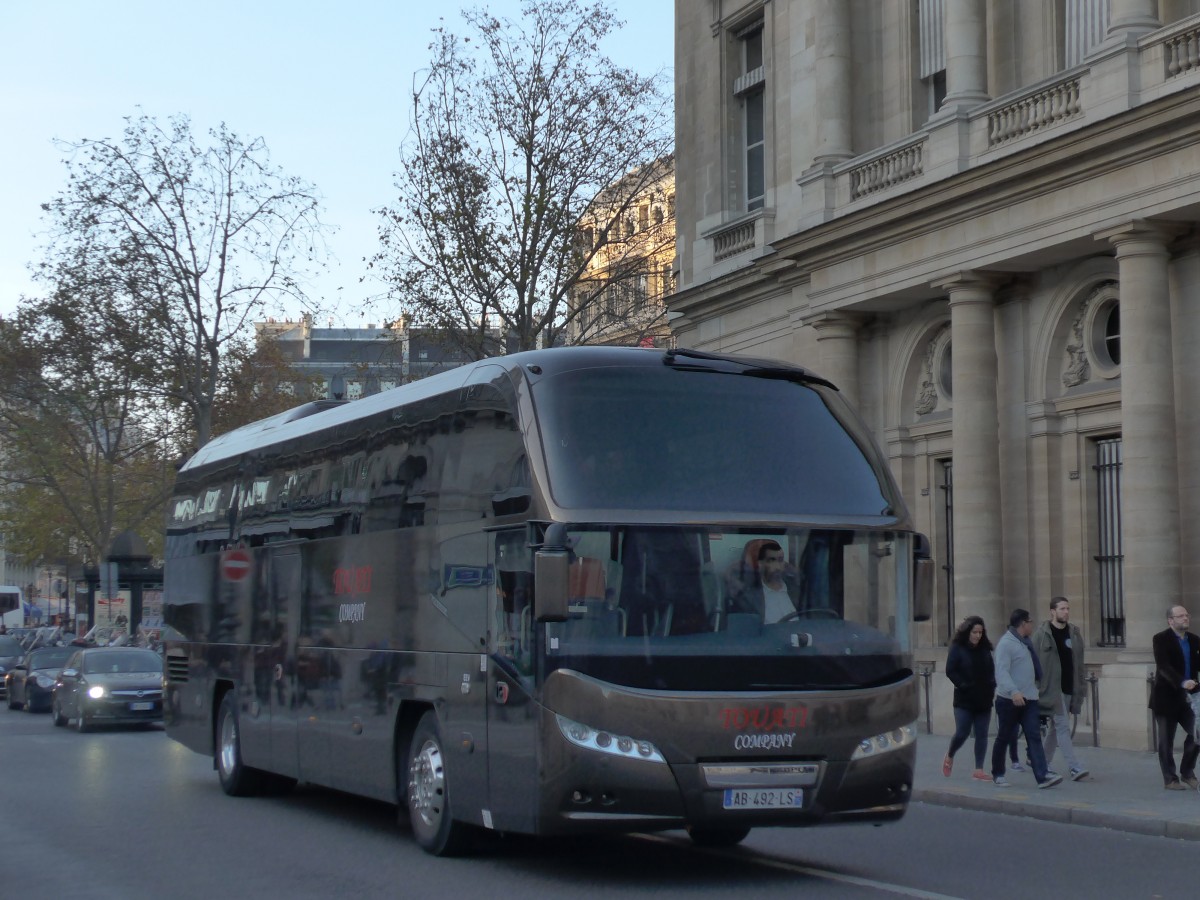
[537,526,912,692]
[533,364,894,517]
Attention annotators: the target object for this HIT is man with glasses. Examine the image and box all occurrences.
[1150,606,1200,790]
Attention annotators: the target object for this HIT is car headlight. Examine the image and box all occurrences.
[87,685,106,699]
[851,722,919,760]
[34,674,55,689]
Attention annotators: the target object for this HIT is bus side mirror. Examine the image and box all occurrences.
[913,533,934,622]
[534,549,570,622]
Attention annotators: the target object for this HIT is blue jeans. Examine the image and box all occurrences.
[947,707,990,769]
[991,696,1050,782]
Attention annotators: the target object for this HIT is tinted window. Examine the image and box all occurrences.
[82,651,163,674]
[0,636,22,656]
[534,367,893,516]
[29,647,74,669]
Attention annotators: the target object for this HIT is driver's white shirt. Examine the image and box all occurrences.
[763,584,793,623]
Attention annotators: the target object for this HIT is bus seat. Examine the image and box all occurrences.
[568,556,607,604]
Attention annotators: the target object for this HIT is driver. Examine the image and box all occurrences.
[729,540,802,623]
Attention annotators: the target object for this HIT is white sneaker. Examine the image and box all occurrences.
[1009,761,1027,773]
[993,776,1010,787]
[1070,767,1089,781]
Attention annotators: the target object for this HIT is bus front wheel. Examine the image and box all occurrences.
[406,711,471,856]
[216,692,262,797]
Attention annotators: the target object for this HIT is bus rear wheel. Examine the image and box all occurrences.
[686,825,751,847]
[216,692,262,796]
[406,711,471,856]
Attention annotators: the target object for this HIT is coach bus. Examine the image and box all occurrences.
[162,346,931,855]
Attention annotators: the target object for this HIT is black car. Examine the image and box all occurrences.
[52,647,165,731]
[0,635,24,700]
[6,645,76,712]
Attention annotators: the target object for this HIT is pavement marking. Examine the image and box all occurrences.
[634,834,967,900]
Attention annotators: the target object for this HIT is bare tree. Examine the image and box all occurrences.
[0,306,178,567]
[37,111,331,447]
[373,0,673,356]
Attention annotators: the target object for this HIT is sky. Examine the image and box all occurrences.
[0,1,674,325]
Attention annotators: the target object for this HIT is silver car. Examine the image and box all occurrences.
[52,647,165,731]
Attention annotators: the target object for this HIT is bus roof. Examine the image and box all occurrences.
[179,346,834,476]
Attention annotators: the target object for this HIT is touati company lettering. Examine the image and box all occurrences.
[722,706,809,750]
[720,706,810,731]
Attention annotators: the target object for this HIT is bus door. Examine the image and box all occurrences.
[268,549,303,778]
[486,529,539,832]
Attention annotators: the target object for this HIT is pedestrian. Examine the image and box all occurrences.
[1033,596,1089,781]
[942,615,995,781]
[1149,605,1200,790]
[1006,725,1031,773]
[990,608,1062,788]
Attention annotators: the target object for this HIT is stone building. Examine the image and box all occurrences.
[256,313,491,397]
[671,0,1200,749]
[568,156,677,348]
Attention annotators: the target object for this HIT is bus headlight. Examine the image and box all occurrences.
[556,714,665,763]
[851,722,918,760]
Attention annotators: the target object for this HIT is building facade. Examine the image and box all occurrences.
[256,314,490,397]
[569,156,677,348]
[672,0,1200,748]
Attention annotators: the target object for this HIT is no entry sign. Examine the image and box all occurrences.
[220,547,253,583]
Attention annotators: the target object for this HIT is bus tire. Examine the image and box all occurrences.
[686,825,751,847]
[406,711,471,856]
[216,692,262,797]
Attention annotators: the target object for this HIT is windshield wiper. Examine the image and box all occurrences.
[664,347,837,390]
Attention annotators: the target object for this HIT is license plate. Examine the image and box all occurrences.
[129,702,154,711]
[722,788,804,810]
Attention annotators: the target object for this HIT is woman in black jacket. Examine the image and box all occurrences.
[942,615,996,780]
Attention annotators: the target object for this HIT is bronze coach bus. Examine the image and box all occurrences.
[162,346,931,855]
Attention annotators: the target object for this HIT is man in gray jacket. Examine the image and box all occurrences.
[1033,597,1089,781]
[990,608,1063,788]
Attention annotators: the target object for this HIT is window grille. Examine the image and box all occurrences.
[1094,437,1124,646]
[939,459,955,642]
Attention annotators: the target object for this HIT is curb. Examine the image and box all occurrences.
[913,786,1200,842]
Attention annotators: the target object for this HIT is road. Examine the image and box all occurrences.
[0,707,1193,899]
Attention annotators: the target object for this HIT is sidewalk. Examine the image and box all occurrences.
[912,731,1200,841]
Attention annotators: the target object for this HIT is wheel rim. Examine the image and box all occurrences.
[408,737,447,839]
[218,707,239,779]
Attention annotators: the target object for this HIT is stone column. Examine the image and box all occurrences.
[941,0,990,110]
[810,312,861,409]
[1170,236,1200,615]
[814,0,853,164]
[1107,0,1161,40]
[1096,222,1181,651]
[938,273,1004,630]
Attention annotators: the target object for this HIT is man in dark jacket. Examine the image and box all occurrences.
[727,540,802,622]
[1150,606,1200,790]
